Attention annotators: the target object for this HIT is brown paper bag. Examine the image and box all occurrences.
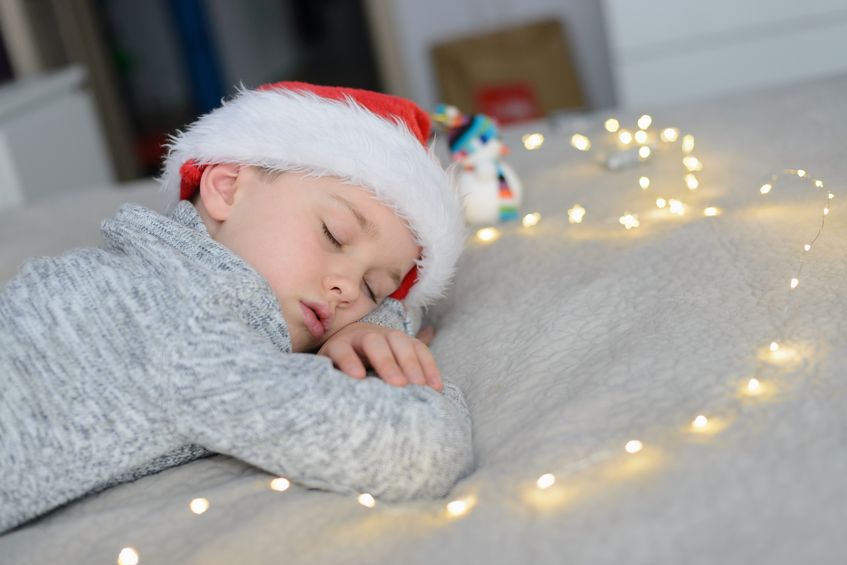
[432,19,585,124]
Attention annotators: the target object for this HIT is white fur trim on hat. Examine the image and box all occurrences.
[159,86,467,308]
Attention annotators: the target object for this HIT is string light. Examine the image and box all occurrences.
[682,156,703,172]
[803,244,811,252]
[357,493,376,508]
[445,497,476,517]
[625,440,643,454]
[568,204,586,224]
[522,132,545,150]
[815,180,824,188]
[656,198,667,209]
[692,415,709,429]
[703,207,721,217]
[790,278,799,289]
[760,183,773,194]
[634,130,649,144]
[668,199,685,215]
[770,342,779,352]
[637,114,653,129]
[270,477,290,492]
[681,134,695,153]
[536,473,556,489]
[747,378,761,393]
[476,227,500,242]
[685,174,699,190]
[619,213,640,230]
[189,497,210,515]
[117,548,140,565]
[571,134,591,152]
[638,146,651,159]
[639,176,650,189]
[660,127,679,142]
[618,129,633,145]
[604,118,620,133]
[522,212,541,227]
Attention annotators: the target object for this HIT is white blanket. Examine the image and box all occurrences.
[1,74,846,564]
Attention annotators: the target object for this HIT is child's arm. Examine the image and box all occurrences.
[166,302,474,502]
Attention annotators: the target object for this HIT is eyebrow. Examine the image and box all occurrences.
[328,193,403,289]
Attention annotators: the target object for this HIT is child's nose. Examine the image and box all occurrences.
[325,274,360,303]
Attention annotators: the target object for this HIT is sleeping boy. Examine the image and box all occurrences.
[0,82,473,533]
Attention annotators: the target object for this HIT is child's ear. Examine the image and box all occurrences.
[198,163,241,221]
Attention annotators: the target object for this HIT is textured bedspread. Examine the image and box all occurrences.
[1,74,846,564]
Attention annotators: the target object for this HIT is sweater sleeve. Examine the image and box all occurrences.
[358,297,423,336]
[165,300,474,502]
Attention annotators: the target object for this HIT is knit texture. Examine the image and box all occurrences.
[0,202,474,533]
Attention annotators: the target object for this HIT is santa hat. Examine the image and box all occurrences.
[160,81,466,308]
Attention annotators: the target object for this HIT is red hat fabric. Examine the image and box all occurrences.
[160,81,466,308]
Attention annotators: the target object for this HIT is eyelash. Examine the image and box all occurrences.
[322,222,377,302]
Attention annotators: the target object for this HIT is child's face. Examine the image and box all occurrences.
[201,167,420,353]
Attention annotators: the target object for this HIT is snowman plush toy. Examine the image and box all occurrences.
[433,104,523,225]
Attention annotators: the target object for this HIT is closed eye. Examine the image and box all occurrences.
[325,222,377,302]
[323,223,342,248]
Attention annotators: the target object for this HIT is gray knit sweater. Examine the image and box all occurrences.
[0,202,474,533]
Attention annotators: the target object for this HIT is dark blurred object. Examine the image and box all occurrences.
[287,0,381,90]
[0,29,12,85]
[432,19,585,125]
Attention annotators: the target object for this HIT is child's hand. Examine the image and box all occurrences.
[317,322,442,391]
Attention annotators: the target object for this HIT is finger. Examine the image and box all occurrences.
[324,341,366,379]
[416,325,435,346]
[415,341,442,391]
[387,332,426,386]
[361,334,407,387]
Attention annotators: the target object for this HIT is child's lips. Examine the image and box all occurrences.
[300,301,330,339]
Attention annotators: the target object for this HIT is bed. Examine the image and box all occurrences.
[1,73,846,564]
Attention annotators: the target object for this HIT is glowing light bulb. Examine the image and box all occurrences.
[815,179,824,188]
[571,133,591,151]
[358,493,376,508]
[568,204,586,224]
[522,212,541,227]
[790,278,799,289]
[118,548,140,565]
[189,497,210,515]
[760,183,773,195]
[770,341,779,352]
[692,415,708,429]
[703,207,721,216]
[685,173,699,190]
[682,156,703,172]
[270,477,291,492]
[638,146,651,159]
[656,198,667,208]
[618,129,633,145]
[639,176,650,189]
[536,473,556,489]
[446,499,468,517]
[637,114,653,129]
[634,130,648,144]
[625,440,643,454]
[828,192,835,200]
[803,244,811,252]
[619,213,640,230]
[823,207,830,215]
[476,227,500,242]
[604,118,620,132]
[660,127,679,142]
[668,199,685,215]
[522,132,545,150]
[797,169,807,177]
[681,134,695,153]
[747,378,761,392]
